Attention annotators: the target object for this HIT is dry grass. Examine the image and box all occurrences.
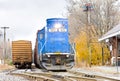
[0,64,15,71]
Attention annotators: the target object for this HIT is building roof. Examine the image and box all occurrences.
[99,24,120,41]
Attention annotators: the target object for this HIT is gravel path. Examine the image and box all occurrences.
[0,72,29,81]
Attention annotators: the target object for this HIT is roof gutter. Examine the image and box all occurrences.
[98,31,120,41]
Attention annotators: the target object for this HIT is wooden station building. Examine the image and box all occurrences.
[99,24,120,66]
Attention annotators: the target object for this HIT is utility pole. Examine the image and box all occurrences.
[1,27,9,64]
[0,30,3,64]
[83,2,93,67]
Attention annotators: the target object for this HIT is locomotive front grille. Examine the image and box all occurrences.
[42,54,74,70]
[42,54,74,65]
[55,57,61,65]
[51,55,66,65]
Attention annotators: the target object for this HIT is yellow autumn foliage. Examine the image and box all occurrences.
[75,29,110,66]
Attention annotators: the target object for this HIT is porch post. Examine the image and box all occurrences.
[116,35,118,73]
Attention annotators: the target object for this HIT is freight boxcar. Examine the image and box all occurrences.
[34,18,75,70]
[12,40,32,68]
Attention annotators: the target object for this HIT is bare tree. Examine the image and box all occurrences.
[66,0,120,41]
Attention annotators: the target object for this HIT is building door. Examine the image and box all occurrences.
[118,42,120,57]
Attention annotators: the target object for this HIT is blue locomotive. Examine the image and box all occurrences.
[34,18,75,70]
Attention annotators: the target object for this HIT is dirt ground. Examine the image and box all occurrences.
[0,64,15,71]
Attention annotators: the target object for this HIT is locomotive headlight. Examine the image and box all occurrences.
[47,55,50,57]
[54,23,62,28]
[66,55,69,57]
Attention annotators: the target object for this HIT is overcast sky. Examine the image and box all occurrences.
[0,0,67,47]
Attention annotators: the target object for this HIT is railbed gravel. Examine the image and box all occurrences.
[0,72,29,81]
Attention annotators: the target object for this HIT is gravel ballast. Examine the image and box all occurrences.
[0,72,29,81]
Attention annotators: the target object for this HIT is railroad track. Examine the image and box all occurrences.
[11,72,97,81]
[68,70,120,81]
[8,68,120,81]
[9,69,63,81]
[9,69,95,81]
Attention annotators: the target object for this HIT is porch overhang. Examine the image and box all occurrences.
[98,24,120,41]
